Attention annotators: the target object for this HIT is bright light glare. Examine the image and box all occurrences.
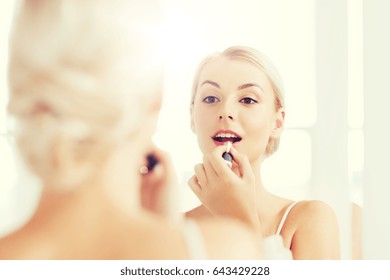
[348,0,364,128]
[0,3,15,133]
[348,129,364,205]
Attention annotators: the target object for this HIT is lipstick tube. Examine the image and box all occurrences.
[222,141,233,168]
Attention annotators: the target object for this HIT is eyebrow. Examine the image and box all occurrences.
[238,83,264,92]
[200,80,220,88]
[200,80,263,93]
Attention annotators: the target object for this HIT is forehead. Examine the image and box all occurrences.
[198,56,272,91]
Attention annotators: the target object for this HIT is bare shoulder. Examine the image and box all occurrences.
[196,217,261,259]
[293,200,338,222]
[287,200,340,259]
[290,200,339,236]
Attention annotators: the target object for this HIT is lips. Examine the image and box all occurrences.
[212,130,242,144]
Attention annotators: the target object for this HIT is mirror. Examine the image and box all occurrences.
[5,0,386,259]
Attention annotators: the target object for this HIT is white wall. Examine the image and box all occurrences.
[312,0,351,259]
[363,0,390,259]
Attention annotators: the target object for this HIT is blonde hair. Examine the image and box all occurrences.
[190,46,285,156]
[7,0,163,190]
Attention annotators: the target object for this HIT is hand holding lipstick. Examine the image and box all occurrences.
[188,146,260,232]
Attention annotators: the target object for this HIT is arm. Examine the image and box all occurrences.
[290,201,340,259]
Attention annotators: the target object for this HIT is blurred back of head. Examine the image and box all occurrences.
[7,0,164,190]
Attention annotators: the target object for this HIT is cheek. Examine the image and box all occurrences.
[241,111,273,144]
[241,118,272,162]
[192,104,214,133]
[192,105,216,154]
[248,122,269,144]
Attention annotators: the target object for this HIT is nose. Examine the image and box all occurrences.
[218,100,235,121]
[219,115,233,120]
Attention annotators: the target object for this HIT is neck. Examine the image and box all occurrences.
[244,156,267,191]
[249,157,294,236]
[248,157,281,212]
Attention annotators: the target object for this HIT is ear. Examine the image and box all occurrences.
[271,108,285,139]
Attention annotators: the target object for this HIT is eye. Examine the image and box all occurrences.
[240,97,258,105]
[203,96,220,104]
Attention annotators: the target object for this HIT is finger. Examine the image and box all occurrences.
[229,147,253,179]
[188,175,202,197]
[194,163,207,187]
[208,146,235,178]
[202,154,219,181]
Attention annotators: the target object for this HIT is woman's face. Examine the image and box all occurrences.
[191,56,284,164]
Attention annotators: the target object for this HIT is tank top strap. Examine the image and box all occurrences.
[275,201,299,235]
[181,219,208,260]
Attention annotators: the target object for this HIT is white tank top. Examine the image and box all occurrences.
[275,201,299,235]
[181,202,299,260]
[263,201,299,260]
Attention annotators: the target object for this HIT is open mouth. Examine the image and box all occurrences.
[212,131,242,144]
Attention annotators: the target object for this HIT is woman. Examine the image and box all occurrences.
[0,0,261,260]
[187,46,340,259]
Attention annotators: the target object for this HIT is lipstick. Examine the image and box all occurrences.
[139,153,159,175]
[222,141,233,168]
